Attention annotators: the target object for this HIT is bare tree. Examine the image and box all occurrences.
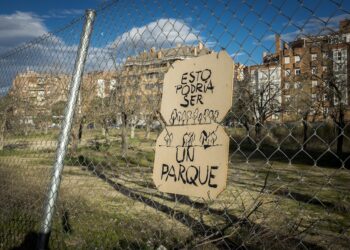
[248,67,282,140]
[69,74,97,154]
[107,52,128,156]
[231,77,254,134]
[285,72,329,150]
[325,58,348,156]
[89,94,113,144]
[106,66,141,156]
[141,79,162,139]
[7,81,36,136]
[0,95,15,150]
[117,69,141,154]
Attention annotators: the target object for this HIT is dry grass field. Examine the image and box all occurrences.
[0,127,349,249]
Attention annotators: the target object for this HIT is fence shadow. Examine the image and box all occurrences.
[11,232,49,250]
[230,140,350,168]
[72,154,324,249]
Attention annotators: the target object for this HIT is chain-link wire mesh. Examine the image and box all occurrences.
[1,0,350,249]
[0,14,87,249]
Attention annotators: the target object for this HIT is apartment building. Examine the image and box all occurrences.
[11,70,69,105]
[253,19,350,122]
[245,34,282,122]
[281,21,350,122]
[9,43,213,127]
[248,63,282,121]
[10,70,70,124]
[82,71,118,99]
[116,42,212,119]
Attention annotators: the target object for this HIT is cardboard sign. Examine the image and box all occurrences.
[160,51,234,126]
[153,124,229,199]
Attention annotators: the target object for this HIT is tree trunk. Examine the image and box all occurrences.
[242,118,250,137]
[145,124,151,139]
[45,122,48,135]
[130,125,135,139]
[0,131,3,151]
[121,112,128,156]
[255,123,262,141]
[336,125,344,156]
[302,119,308,150]
[70,130,78,155]
[101,126,105,137]
[336,111,345,156]
[24,120,28,136]
[103,118,109,144]
[70,117,83,155]
[0,113,7,151]
[144,114,151,139]
[78,119,84,143]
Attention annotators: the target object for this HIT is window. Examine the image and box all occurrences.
[110,79,117,90]
[334,96,339,105]
[343,33,350,43]
[334,63,340,71]
[295,68,301,75]
[148,72,156,79]
[260,71,267,80]
[311,67,317,75]
[323,107,329,115]
[97,79,105,98]
[272,114,279,120]
[295,82,302,89]
[156,83,162,90]
[333,49,346,62]
[285,95,291,103]
[284,82,290,89]
[323,52,327,59]
[337,51,342,61]
[312,80,318,87]
[37,90,45,102]
[145,83,154,89]
[284,56,290,64]
[285,69,291,77]
[322,66,327,72]
[294,55,300,63]
[311,54,317,61]
[323,94,327,101]
[38,78,44,84]
[312,41,320,47]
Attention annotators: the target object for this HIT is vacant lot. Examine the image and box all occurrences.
[0,128,349,249]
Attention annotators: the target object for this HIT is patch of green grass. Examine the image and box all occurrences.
[6,130,59,140]
[0,149,28,157]
[0,210,39,249]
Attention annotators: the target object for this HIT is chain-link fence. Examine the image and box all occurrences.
[0,0,350,249]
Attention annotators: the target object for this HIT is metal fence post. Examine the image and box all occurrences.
[37,9,96,250]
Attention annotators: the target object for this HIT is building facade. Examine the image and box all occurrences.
[8,43,214,127]
[10,70,70,125]
[248,63,282,122]
[115,42,212,123]
[250,19,350,123]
